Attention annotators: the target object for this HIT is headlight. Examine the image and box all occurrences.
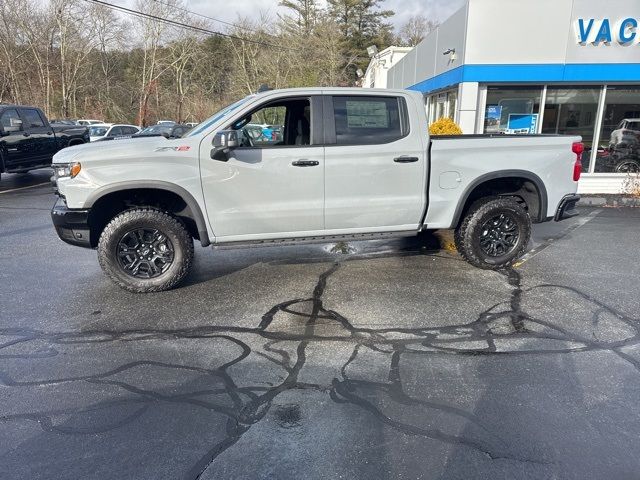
[53,162,81,179]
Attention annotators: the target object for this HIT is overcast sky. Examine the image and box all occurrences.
[183,0,466,32]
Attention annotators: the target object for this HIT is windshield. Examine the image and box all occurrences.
[138,125,172,135]
[89,127,108,136]
[186,96,253,137]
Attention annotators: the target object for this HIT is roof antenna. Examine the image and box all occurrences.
[257,84,271,93]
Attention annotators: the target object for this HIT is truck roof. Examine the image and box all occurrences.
[251,87,420,99]
[0,104,42,110]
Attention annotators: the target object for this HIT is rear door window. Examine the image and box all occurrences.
[332,96,406,145]
[110,126,123,136]
[21,109,45,128]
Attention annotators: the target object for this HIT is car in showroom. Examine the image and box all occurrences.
[610,118,640,149]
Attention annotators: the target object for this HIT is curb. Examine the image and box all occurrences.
[578,194,640,207]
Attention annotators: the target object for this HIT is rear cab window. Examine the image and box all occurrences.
[330,96,409,145]
[0,109,23,133]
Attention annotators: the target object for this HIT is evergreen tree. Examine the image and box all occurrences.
[279,0,319,36]
[327,0,395,80]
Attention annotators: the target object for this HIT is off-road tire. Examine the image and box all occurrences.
[454,196,531,270]
[97,208,194,293]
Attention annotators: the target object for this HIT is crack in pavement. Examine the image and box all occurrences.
[1,258,639,478]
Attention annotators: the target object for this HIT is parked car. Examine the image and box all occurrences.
[156,120,176,125]
[76,119,103,126]
[185,122,198,128]
[133,124,190,139]
[89,124,140,142]
[610,118,640,149]
[50,119,77,126]
[0,104,88,181]
[51,87,581,292]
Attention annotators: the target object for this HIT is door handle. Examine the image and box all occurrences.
[394,156,419,163]
[23,132,30,137]
[291,160,319,167]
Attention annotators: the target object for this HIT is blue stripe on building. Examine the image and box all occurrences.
[407,63,640,93]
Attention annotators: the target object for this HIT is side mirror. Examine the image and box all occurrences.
[211,130,239,161]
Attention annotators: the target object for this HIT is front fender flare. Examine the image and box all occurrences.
[84,180,211,246]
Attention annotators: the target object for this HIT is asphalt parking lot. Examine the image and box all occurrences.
[1,169,640,480]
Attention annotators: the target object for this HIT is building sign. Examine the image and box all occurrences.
[575,17,639,45]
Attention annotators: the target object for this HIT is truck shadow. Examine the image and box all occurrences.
[182,230,453,288]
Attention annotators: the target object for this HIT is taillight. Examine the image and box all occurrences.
[572,142,583,181]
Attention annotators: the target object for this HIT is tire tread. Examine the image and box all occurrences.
[454,196,530,270]
[97,208,194,293]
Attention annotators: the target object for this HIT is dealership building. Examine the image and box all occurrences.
[366,0,640,194]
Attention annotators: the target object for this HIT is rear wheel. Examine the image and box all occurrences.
[97,208,194,293]
[454,197,531,269]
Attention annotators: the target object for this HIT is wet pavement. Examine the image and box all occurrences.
[1,169,640,480]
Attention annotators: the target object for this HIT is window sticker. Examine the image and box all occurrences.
[346,101,390,128]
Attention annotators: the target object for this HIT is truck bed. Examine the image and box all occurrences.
[425,134,581,229]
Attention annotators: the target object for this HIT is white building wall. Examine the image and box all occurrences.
[457,82,479,133]
[362,47,412,89]
[386,4,468,89]
[464,0,573,64]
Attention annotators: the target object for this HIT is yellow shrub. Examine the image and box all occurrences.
[429,117,463,135]
[622,173,640,198]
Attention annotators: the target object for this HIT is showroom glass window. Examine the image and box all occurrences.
[542,87,600,172]
[594,86,640,173]
[426,89,457,124]
[484,87,542,134]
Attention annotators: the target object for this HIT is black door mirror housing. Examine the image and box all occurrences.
[211,130,239,161]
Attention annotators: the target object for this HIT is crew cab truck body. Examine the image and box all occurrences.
[0,105,89,181]
[51,88,581,292]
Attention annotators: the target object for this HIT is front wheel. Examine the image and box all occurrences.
[454,197,531,270]
[97,208,194,293]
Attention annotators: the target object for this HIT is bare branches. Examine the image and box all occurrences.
[0,0,404,123]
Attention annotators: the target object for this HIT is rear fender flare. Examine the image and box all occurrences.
[450,170,548,227]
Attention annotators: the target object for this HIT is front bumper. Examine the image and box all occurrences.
[554,194,580,222]
[51,197,92,248]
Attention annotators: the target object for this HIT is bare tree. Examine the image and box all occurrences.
[88,2,129,120]
[134,0,176,126]
[398,14,438,47]
[50,0,100,117]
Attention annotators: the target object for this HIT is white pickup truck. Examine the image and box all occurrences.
[51,88,582,292]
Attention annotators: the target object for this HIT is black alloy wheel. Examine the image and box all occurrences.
[478,213,520,257]
[116,228,175,278]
